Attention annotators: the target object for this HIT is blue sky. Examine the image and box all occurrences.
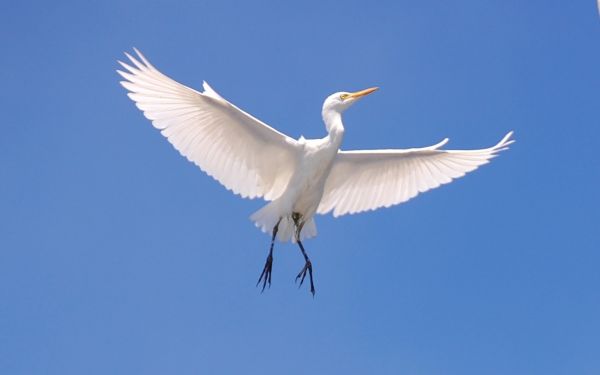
[1,1,599,374]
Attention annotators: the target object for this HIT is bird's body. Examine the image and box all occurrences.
[251,123,343,242]
[118,49,514,295]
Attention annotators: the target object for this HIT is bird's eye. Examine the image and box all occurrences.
[340,94,348,100]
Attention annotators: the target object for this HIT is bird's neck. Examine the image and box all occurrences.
[323,110,345,147]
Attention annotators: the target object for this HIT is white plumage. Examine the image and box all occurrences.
[119,52,297,202]
[118,48,514,240]
[318,132,513,217]
[118,49,514,294]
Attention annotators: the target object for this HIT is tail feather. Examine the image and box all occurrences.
[250,201,280,236]
[250,201,317,243]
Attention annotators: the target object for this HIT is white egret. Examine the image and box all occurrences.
[118,49,514,295]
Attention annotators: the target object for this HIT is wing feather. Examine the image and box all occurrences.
[118,49,300,200]
[318,132,514,216]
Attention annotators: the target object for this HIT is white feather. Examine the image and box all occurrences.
[317,132,515,216]
[119,50,514,243]
[118,49,300,202]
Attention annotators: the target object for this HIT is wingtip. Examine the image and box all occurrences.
[133,47,152,66]
[497,130,515,148]
[123,51,135,62]
[117,60,130,69]
[120,48,155,71]
[428,137,449,150]
[487,130,516,154]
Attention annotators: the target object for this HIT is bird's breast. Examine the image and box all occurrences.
[289,143,338,216]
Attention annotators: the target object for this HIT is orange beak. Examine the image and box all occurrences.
[348,87,379,99]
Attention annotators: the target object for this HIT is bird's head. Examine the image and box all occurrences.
[322,87,378,133]
[322,87,379,114]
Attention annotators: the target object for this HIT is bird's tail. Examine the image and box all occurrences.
[250,201,317,243]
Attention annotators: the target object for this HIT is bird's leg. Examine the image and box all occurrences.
[292,213,315,296]
[256,219,280,292]
[295,240,315,296]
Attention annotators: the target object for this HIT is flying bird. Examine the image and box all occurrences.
[118,49,514,296]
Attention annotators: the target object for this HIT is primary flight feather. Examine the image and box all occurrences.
[118,49,514,295]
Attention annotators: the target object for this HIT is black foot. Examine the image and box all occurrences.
[295,260,315,296]
[256,220,280,293]
[256,253,273,292]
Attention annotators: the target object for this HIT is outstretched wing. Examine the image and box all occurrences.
[318,132,514,217]
[118,49,300,200]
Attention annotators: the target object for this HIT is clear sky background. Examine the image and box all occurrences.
[1,1,599,374]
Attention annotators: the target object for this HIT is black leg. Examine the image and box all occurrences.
[256,220,280,292]
[292,213,315,296]
[295,239,315,296]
